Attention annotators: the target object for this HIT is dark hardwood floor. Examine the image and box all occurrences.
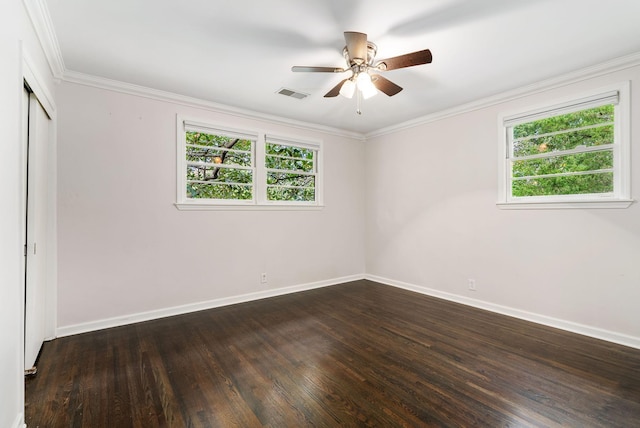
[25,280,640,427]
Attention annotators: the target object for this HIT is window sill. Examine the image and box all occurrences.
[496,199,634,210]
[175,202,325,211]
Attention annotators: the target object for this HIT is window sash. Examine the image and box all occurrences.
[263,136,319,204]
[181,120,257,203]
[504,96,618,200]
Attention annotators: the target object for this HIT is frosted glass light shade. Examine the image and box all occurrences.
[339,79,356,98]
[357,72,377,99]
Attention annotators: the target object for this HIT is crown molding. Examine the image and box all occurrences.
[22,0,65,79]
[366,51,640,139]
[25,0,363,140]
[62,70,366,141]
[24,0,640,141]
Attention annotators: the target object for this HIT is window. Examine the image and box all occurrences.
[176,117,322,209]
[184,125,255,202]
[265,136,317,203]
[498,82,632,209]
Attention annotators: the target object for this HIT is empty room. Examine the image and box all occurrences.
[3,0,640,426]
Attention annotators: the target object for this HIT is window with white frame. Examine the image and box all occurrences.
[176,117,322,209]
[265,136,318,203]
[498,82,632,209]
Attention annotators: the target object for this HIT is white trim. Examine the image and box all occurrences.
[64,70,365,141]
[177,116,324,208]
[496,199,634,210]
[365,274,640,350]
[21,47,59,341]
[174,202,324,211]
[266,134,323,151]
[56,274,365,337]
[176,115,185,205]
[22,0,64,79]
[184,121,260,142]
[502,90,619,127]
[22,0,640,140]
[55,273,640,349]
[500,83,626,133]
[497,81,632,208]
[44,114,58,341]
[264,135,323,206]
[22,53,56,118]
[367,51,640,139]
[255,133,267,204]
[177,115,258,205]
[60,51,640,140]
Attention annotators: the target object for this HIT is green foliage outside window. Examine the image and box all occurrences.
[511,105,614,197]
[185,131,253,200]
[265,143,316,202]
[184,132,319,203]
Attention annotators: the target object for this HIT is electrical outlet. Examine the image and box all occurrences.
[468,279,476,291]
[260,272,268,284]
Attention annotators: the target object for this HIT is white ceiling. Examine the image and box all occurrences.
[45,0,640,135]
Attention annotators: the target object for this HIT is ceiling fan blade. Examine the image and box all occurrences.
[324,79,348,98]
[292,66,346,73]
[344,31,368,63]
[376,49,432,71]
[372,75,403,96]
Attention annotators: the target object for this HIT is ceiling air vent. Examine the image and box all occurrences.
[277,88,309,100]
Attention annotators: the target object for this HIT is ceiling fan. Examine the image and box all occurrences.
[292,31,432,113]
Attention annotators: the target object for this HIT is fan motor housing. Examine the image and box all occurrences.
[343,42,377,66]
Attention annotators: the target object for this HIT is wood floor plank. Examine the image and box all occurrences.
[25,280,640,427]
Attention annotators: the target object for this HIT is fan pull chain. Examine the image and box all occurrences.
[356,88,362,115]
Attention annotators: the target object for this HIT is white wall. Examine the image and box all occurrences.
[0,1,25,425]
[56,82,366,330]
[56,62,640,347]
[365,65,640,345]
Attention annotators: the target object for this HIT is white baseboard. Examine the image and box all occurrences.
[366,274,640,350]
[55,273,640,350]
[56,274,365,338]
[11,413,25,428]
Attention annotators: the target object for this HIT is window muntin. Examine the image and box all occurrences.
[499,83,631,208]
[265,141,317,202]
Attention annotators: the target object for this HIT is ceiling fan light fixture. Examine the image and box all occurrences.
[339,78,356,98]
[357,72,377,99]
[292,31,431,107]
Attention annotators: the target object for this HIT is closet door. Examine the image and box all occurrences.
[24,90,50,372]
